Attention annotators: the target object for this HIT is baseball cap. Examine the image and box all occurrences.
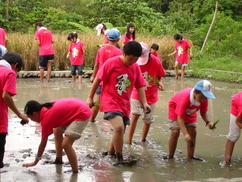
[137,42,149,65]
[194,80,216,99]
[107,29,120,41]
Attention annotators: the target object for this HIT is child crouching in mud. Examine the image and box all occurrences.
[22,98,92,173]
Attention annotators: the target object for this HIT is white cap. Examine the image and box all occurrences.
[137,42,149,65]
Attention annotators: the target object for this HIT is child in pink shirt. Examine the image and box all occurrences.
[0,53,28,168]
[90,29,123,123]
[223,92,242,166]
[150,43,160,58]
[23,98,92,173]
[168,34,192,79]
[168,80,215,160]
[35,22,54,82]
[128,42,166,144]
[67,32,85,82]
[123,23,135,45]
[87,41,150,164]
[0,28,7,47]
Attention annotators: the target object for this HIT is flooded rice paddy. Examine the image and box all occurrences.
[1,78,242,182]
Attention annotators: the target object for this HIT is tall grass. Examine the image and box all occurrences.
[7,33,175,70]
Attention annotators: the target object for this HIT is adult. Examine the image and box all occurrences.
[0,27,7,47]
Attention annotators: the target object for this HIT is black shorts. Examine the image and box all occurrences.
[71,65,83,76]
[39,55,54,69]
[103,112,130,126]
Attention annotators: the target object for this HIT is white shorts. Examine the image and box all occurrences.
[57,120,89,139]
[227,114,240,142]
[131,99,156,124]
[175,61,188,67]
[169,120,196,130]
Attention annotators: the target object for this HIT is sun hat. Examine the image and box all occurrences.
[95,24,104,36]
[194,80,216,99]
[0,45,7,59]
[107,29,120,41]
[137,42,149,65]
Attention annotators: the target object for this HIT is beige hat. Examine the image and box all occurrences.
[137,42,149,65]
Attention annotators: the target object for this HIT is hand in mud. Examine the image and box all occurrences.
[23,161,37,167]
[20,119,29,125]
[18,113,29,122]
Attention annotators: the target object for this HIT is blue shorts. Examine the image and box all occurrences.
[39,55,54,69]
[175,61,188,67]
[71,65,83,76]
[103,112,130,126]
[96,86,102,95]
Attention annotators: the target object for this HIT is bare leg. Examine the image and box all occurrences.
[78,75,83,83]
[142,123,151,142]
[128,114,140,144]
[47,61,52,82]
[53,128,64,163]
[62,136,78,173]
[40,68,45,81]
[71,75,76,81]
[224,139,235,164]
[90,94,100,122]
[187,126,196,159]
[181,65,186,80]
[174,63,179,79]
[168,129,180,158]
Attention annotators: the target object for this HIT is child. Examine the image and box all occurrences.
[95,23,109,44]
[35,22,54,82]
[168,34,192,79]
[67,32,85,82]
[0,53,29,168]
[168,80,215,160]
[223,92,242,166]
[123,23,135,45]
[22,98,92,173]
[150,43,159,58]
[0,27,7,47]
[87,41,150,164]
[90,29,123,122]
[128,42,166,144]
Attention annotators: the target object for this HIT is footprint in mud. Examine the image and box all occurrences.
[19,148,32,153]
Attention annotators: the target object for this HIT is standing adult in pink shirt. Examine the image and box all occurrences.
[0,53,29,168]
[0,27,7,47]
[168,34,192,79]
[35,22,54,82]
[168,80,215,160]
[23,98,92,173]
[90,29,123,123]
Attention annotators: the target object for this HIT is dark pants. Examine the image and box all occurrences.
[0,133,7,168]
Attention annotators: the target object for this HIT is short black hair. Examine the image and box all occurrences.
[67,32,78,41]
[3,52,23,71]
[24,100,53,115]
[35,22,43,29]
[151,43,159,51]
[174,34,183,40]
[123,41,142,57]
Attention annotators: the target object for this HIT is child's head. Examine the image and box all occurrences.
[35,22,43,30]
[123,41,142,65]
[67,32,78,43]
[174,34,183,42]
[107,29,120,43]
[193,80,216,102]
[150,43,159,54]
[3,52,23,72]
[137,42,149,65]
[126,23,135,40]
[96,24,107,36]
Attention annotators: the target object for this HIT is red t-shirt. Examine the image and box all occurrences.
[132,54,166,104]
[151,51,159,58]
[168,88,208,123]
[68,40,84,65]
[96,45,122,70]
[175,39,190,64]
[35,28,54,56]
[40,98,92,139]
[0,66,16,133]
[97,56,146,118]
[123,33,134,44]
[0,28,6,46]
[230,92,242,119]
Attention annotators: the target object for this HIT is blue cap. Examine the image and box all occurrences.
[194,80,216,99]
[107,29,120,41]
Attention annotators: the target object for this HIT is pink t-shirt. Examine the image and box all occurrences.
[0,66,16,133]
[151,51,159,58]
[0,28,6,46]
[40,98,92,139]
[123,33,134,44]
[132,54,166,104]
[35,28,54,56]
[230,92,242,119]
[97,56,146,117]
[175,39,191,64]
[168,88,208,123]
[68,40,84,65]
[96,45,122,69]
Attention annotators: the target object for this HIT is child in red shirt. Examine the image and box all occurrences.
[123,23,135,45]
[23,98,92,173]
[0,28,7,47]
[67,32,85,83]
[87,41,150,164]
[168,34,192,79]
[150,43,159,58]
[168,80,215,160]
[128,42,166,144]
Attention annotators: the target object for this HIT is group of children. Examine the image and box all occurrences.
[0,24,241,174]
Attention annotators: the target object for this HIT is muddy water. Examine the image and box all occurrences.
[1,78,242,182]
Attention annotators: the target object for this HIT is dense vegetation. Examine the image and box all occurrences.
[0,0,241,80]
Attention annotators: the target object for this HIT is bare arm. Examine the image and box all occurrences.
[87,77,101,107]
[137,86,150,113]
[200,111,214,129]
[90,62,99,83]
[157,77,164,91]
[177,116,191,142]
[168,50,177,57]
